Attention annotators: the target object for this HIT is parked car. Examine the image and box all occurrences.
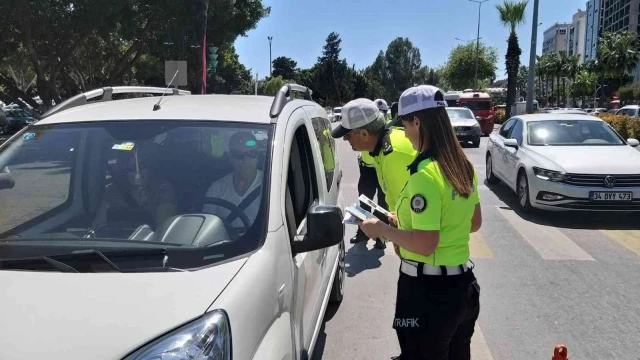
[486,113,640,212]
[0,85,346,360]
[446,107,482,148]
[332,106,342,122]
[2,108,35,134]
[615,105,640,117]
[539,109,588,115]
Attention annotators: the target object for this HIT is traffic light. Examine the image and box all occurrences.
[207,46,218,75]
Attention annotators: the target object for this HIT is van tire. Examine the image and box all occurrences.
[329,240,345,304]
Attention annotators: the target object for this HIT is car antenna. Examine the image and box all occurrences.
[153,70,179,111]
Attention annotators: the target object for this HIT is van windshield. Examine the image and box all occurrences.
[0,121,273,270]
[460,101,491,111]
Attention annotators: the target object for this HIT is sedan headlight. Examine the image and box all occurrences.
[123,310,231,360]
[533,167,568,182]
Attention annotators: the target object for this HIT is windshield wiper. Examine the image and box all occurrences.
[0,248,182,273]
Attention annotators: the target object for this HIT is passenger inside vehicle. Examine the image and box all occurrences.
[93,142,177,231]
[203,131,263,229]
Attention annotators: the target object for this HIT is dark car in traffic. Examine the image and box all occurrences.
[2,108,35,134]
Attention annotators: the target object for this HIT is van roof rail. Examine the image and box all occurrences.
[269,84,313,119]
[41,86,191,118]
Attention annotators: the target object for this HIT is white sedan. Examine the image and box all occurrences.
[486,113,640,212]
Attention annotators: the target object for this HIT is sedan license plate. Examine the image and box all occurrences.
[590,192,633,201]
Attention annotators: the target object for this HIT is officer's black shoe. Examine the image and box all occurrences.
[374,238,386,249]
[350,232,368,244]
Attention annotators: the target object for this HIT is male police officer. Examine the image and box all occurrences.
[331,98,417,250]
[374,98,391,122]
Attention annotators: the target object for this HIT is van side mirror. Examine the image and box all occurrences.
[504,138,519,148]
[627,138,639,147]
[293,205,344,255]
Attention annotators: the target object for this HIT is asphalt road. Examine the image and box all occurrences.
[313,133,640,360]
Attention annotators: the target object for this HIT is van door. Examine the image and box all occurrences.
[304,106,340,290]
[283,108,325,357]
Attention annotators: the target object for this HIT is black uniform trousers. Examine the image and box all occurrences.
[356,162,388,238]
[393,268,480,360]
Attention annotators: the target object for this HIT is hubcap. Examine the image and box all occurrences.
[519,174,528,207]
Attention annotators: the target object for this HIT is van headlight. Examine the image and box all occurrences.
[123,310,231,360]
[533,167,568,182]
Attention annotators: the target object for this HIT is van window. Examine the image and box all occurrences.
[311,117,336,191]
[461,101,492,111]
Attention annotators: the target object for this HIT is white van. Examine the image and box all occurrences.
[0,84,346,360]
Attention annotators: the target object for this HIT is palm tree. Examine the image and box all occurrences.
[562,54,580,105]
[598,31,640,90]
[496,0,528,118]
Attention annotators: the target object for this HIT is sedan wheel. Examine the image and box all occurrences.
[486,154,500,184]
[517,170,533,213]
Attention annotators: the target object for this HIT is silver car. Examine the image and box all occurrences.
[446,107,482,148]
[486,113,640,212]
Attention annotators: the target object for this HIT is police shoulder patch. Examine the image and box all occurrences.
[410,194,427,213]
[381,133,394,155]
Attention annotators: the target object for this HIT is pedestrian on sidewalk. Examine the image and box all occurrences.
[358,85,483,360]
[331,98,416,250]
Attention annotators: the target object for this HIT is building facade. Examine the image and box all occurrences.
[567,9,588,63]
[542,23,571,55]
[585,0,601,62]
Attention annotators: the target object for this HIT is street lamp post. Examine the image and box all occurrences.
[469,0,488,90]
[526,0,540,113]
[268,36,273,77]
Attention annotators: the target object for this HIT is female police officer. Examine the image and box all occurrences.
[359,85,483,360]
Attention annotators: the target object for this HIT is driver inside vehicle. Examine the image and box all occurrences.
[203,131,263,228]
[93,143,177,231]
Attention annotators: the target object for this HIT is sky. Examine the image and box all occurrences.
[235,0,586,82]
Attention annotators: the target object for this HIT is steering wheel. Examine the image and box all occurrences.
[200,197,252,241]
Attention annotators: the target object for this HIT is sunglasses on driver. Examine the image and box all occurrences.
[230,150,258,160]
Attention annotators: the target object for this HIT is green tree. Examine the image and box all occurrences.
[261,75,287,96]
[384,37,422,99]
[0,0,270,109]
[315,32,352,106]
[597,31,640,90]
[496,0,528,118]
[516,65,528,98]
[272,56,298,81]
[443,42,498,90]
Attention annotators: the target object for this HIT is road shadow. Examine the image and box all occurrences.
[310,303,340,360]
[485,179,640,230]
[344,240,383,277]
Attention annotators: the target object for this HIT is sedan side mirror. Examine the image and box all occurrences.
[293,205,344,255]
[503,138,519,148]
[475,116,482,121]
[628,138,639,147]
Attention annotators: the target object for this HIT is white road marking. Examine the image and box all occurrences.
[472,324,495,360]
[496,206,594,261]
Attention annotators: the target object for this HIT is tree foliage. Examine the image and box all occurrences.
[272,56,298,80]
[443,42,498,90]
[0,0,270,110]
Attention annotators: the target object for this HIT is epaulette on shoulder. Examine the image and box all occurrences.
[382,133,394,155]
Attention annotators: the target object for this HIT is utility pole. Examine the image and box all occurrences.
[255,71,259,95]
[470,0,488,90]
[268,36,273,77]
[526,0,540,113]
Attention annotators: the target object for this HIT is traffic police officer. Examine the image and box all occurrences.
[374,98,391,122]
[331,98,416,251]
[359,85,483,360]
